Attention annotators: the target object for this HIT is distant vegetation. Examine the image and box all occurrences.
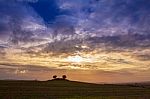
[0,80,150,99]
[52,75,67,80]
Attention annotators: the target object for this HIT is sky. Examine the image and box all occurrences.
[0,0,150,83]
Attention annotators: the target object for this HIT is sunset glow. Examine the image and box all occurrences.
[66,55,85,63]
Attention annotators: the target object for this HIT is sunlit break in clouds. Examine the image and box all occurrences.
[0,0,150,83]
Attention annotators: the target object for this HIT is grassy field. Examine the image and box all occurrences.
[0,79,150,99]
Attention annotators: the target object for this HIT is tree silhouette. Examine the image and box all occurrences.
[53,75,57,79]
[62,75,67,79]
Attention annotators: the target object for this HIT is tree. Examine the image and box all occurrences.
[62,75,67,79]
[53,75,57,79]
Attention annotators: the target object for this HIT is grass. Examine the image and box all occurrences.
[0,79,150,99]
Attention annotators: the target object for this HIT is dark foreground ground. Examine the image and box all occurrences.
[0,79,150,99]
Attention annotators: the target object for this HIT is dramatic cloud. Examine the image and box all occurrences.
[1,0,150,46]
[0,0,150,82]
[55,0,150,36]
[0,0,49,47]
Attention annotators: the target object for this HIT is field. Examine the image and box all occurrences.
[0,79,150,99]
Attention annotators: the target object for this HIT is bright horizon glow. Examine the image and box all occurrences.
[66,55,85,63]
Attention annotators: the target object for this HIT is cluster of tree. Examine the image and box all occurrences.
[53,75,67,80]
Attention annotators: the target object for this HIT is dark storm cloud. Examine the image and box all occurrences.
[0,0,150,51]
[0,0,47,46]
[55,0,150,35]
[38,0,150,53]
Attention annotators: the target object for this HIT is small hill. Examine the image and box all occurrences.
[0,80,150,99]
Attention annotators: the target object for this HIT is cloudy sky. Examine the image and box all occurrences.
[0,0,150,83]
